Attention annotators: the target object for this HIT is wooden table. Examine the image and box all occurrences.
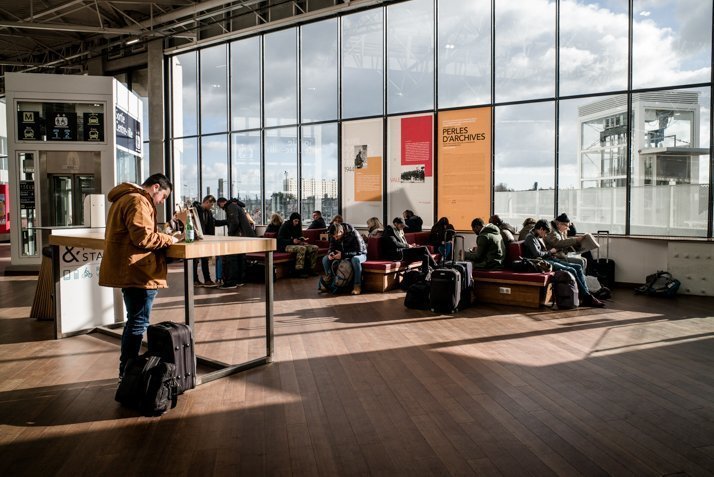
[49,232,277,384]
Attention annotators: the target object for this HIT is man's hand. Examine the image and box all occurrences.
[332,251,342,260]
[293,238,301,244]
[171,233,184,244]
[576,236,584,242]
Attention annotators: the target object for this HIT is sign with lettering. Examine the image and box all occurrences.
[47,112,78,141]
[83,112,104,142]
[19,181,35,209]
[17,111,41,141]
[115,107,142,154]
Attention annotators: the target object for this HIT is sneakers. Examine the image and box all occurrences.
[351,285,362,295]
[203,279,218,288]
[587,293,606,308]
[219,283,239,289]
[194,280,203,287]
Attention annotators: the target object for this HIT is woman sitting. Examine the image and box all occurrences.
[277,212,319,278]
[365,217,384,239]
[264,213,283,235]
[429,217,455,261]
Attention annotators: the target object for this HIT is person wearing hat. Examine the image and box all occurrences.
[382,217,436,272]
[277,212,319,278]
[545,213,589,270]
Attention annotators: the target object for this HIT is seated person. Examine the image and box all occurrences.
[277,212,319,278]
[489,214,516,244]
[545,213,588,270]
[402,209,423,232]
[429,217,455,260]
[308,210,327,230]
[320,222,367,295]
[265,213,283,235]
[464,218,505,269]
[365,217,384,239]
[518,217,537,241]
[382,217,436,272]
[523,219,604,307]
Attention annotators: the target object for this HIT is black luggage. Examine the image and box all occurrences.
[404,280,431,310]
[430,268,461,313]
[446,260,473,309]
[594,230,615,288]
[147,321,197,394]
[115,354,179,416]
[552,270,579,309]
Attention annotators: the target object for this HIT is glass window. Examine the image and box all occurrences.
[201,134,228,202]
[633,0,713,90]
[264,29,297,127]
[301,19,338,122]
[231,131,262,224]
[387,0,434,114]
[174,137,199,208]
[301,123,338,224]
[559,0,628,96]
[171,52,198,137]
[438,0,491,107]
[265,127,298,220]
[200,45,228,134]
[495,0,555,102]
[559,95,628,234]
[494,102,555,225]
[230,37,261,131]
[630,88,710,236]
[342,9,384,119]
[116,150,140,184]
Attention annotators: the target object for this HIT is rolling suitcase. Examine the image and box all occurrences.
[430,268,461,313]
[147,321,197,394]
[594,230,615,288]
[446,260,473,309]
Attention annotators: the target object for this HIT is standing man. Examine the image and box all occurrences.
[99,174,179,379]
[215,196,256,288]
[193,194,217,287]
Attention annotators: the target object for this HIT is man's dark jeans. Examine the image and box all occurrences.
[120,287,158,376]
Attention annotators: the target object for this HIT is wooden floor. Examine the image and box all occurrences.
[0,242,713,476]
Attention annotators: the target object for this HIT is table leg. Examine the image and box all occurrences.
[184,259,194,329]
[265,251,274,363]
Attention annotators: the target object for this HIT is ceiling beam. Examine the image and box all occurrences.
[0,20,143,35]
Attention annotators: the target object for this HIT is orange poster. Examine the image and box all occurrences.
[438,107,491,231]
[355,155,382,202]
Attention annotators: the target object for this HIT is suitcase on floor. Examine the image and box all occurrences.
[430,268,461,313]
[404,280,431,310]
[147,321,197,394]
[446,260,473,309]
[594,230,615,288]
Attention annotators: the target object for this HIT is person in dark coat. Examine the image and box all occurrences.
[320,222,367,295]
[464,218,505,269]
[429,217,455,261]
[308,210,327,229]
[215,197,256,288]
[382,217,436,272]
[277,212,319,277]
[402,209,423,232]
[193,195,217,287]
[265,213,283,235]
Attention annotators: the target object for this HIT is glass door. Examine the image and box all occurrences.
[49,174,96,226]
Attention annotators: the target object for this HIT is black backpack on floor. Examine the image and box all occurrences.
[115,354,179,416]
[634,271,681,297]
[552,270,579,309]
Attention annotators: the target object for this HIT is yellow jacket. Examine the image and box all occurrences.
[98,183,174,289]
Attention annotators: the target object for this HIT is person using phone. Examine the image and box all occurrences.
[320,222,367,295]
[277,212,319,278]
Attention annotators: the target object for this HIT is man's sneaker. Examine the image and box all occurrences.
[194,280,203,287]
[203,280,218,288]
[219,283,239,289]
[236,282,246,287]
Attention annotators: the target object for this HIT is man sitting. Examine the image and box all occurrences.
[308,210,326,229]
[523,219,604,307]
[320,222,367,295]
[545,213,588,270]
[464,218,506,269]
[382,217,436,271]
[402,210,423,232]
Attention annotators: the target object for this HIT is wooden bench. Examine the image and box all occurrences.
[472,241,553,308]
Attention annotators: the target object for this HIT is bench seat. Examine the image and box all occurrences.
[471,241,553,308]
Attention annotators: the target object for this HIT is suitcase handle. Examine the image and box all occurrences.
[595,230,610,260]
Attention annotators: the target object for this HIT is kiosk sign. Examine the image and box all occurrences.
[47,112,78,141]
[83,112,104,142]
[115,107,141,154]
[17,111,41,140]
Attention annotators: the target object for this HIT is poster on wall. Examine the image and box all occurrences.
[387,114,434,226]
[437,107,492,231]
[0,183,7,232]
[341,119,383,227]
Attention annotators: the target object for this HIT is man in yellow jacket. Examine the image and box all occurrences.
[99,173,178,378]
